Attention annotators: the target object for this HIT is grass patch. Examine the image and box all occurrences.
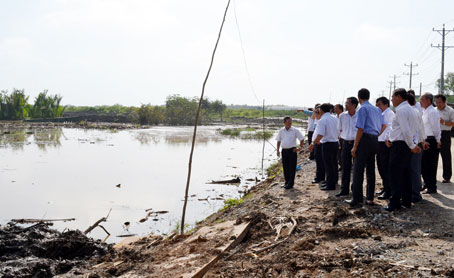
[222,198,244,210]
[220,128,241,136]
[266,161,282,179]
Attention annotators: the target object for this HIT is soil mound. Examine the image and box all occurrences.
[0,223,111,278]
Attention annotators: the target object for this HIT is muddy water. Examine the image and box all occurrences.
[0,126,283,242]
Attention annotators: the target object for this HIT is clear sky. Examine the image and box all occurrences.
[1,0,454,107]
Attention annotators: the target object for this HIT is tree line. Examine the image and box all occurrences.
[0,89,65,120]
[1,89,308,125]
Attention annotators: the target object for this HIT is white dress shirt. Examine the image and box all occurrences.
[388,101,417,149]
[338,111,358,141]
[315,113,339,143]
[307,117,315,132]
[423,105,441,142]
[275,126,304,149]
[411,106,426,144]
[415,102,424,114]
[438,104,454,131]
[378,107,394,142]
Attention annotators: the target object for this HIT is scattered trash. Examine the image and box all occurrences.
[207,177,241,184]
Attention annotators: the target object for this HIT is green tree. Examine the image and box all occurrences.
[138,104,165,125]
[165,95,198,125]
[0,89,29,120]
[210,100,226,121]
[437,72,454,95]
[28,90,66,118]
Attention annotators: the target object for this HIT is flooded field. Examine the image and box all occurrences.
[0,125,284,242]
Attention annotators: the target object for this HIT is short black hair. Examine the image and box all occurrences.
[376,96,390,106]
[283,116,291,123]
[393,88,408,100]
[358,88,370,100]
[335,104,344,112]
[407,89,416,96]
[422,93,433,104]
[435,94,447,103]
[347,97,359,108]
[407,94,416,106]
[320,103,332,113]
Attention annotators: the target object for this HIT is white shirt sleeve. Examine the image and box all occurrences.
[275,129,282,142]
[430,109,441,142]
[398,109,416,149]
[296,128,304,141]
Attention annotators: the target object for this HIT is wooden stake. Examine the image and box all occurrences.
[180,0,231,235]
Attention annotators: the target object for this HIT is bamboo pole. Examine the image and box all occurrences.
[180,0,231,235]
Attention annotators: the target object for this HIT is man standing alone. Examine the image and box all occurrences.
[276,117,304,189]
[435,94,454,184]
[420,93,441,194]
[346,88,384,207]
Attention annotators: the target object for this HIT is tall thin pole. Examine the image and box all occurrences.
[404,62,418,89]
[180,0,231,234]
[441,25,445,93]
[432,24,454,95]
[419,82,422,97]
[261,99,265,178]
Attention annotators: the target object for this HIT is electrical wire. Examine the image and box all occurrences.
[232,0,261,104]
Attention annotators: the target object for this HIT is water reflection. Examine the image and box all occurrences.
[0,127,63,150]
[131,128,222,145]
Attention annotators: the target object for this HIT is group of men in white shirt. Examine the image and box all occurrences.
[275,88,454,212]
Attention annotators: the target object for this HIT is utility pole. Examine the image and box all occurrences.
[431,24,454,94]
[390,75,400,91]
[419,82,422,97]
[387,80,393,100]
[403,62,418,89]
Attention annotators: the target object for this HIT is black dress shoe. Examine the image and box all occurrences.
[335,191,349,197]
[284,185,294,190]
[376,189,385,195]
[345,199,362,208]
[422,189,437,194]
[442,180,451,183]
[312,179,321,184]
[382,203,401,212]
[420,185,427,192]
[321,187,335,191]
[402,202,411,209]
[377,193,391,200]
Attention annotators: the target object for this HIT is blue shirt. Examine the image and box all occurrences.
[355,101,383,136]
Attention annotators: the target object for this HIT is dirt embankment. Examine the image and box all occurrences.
[2,151,454,277]
[0,223,111,278]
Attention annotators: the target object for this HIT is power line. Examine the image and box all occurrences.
[232,0,261,103]
[431,24,454,94]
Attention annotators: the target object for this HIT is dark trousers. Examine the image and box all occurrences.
[340,140,354,193]
[282,148,297,187]
[440,130,452,181]
[314,144,325,181]
[376,141,391,195]
[322,142,339,189]
[338,138,344,169]
[422,137,439,190]
[351,134,378,203]
[308,131,315,160]
[389,141,412,208]
[410,149,423,202]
